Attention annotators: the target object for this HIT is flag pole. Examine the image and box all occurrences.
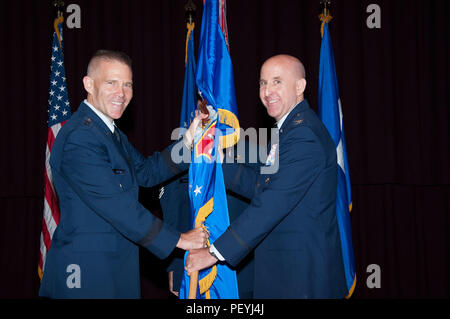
[319,0,332,38]
[320,0,331,17]
[188,99,210,299]
[184,0,196,65]
[52,0,65,50]
[184,0,202,299]
[188,219,202,299]
[185,0,196,24]
[52,0,64,18]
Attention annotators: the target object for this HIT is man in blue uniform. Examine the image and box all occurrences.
[185,54,347,298]
[39,50,208,299]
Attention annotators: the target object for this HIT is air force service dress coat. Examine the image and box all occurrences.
[39,102,188,298]
[214,100,347,298]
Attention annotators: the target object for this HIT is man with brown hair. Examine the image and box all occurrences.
[39,50,208,299]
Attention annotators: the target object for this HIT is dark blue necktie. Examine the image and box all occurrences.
[113,125,121,144]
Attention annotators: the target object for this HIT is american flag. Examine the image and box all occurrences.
[38,16,71,280]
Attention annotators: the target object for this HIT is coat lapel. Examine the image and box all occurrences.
[77,103,134,179]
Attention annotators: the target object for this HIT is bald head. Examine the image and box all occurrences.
[263,54,306,80]
[259,54,307,121]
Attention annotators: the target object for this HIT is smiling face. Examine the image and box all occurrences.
[83,59,133,122]
[259,55,306,122]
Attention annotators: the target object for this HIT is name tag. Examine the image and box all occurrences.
[265,144,278,167]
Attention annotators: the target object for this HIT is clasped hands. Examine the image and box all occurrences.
[175,228,218,276]
[176,227,209,251]
[185,246,218,276]
[169,230,218,297]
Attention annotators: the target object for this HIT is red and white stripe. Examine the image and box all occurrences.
[39,121,66,279]
[218,0,229,49]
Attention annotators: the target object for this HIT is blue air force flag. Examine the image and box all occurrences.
[179,0,239,299]
[318,21,356,298]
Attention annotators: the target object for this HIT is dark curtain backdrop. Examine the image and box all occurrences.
[0,0,448,299]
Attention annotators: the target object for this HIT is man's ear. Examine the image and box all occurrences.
[83,76,94,95]
[296,78,307,97]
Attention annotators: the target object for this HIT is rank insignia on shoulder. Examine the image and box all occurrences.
[84,118,92,126]
[294,119,304,125]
